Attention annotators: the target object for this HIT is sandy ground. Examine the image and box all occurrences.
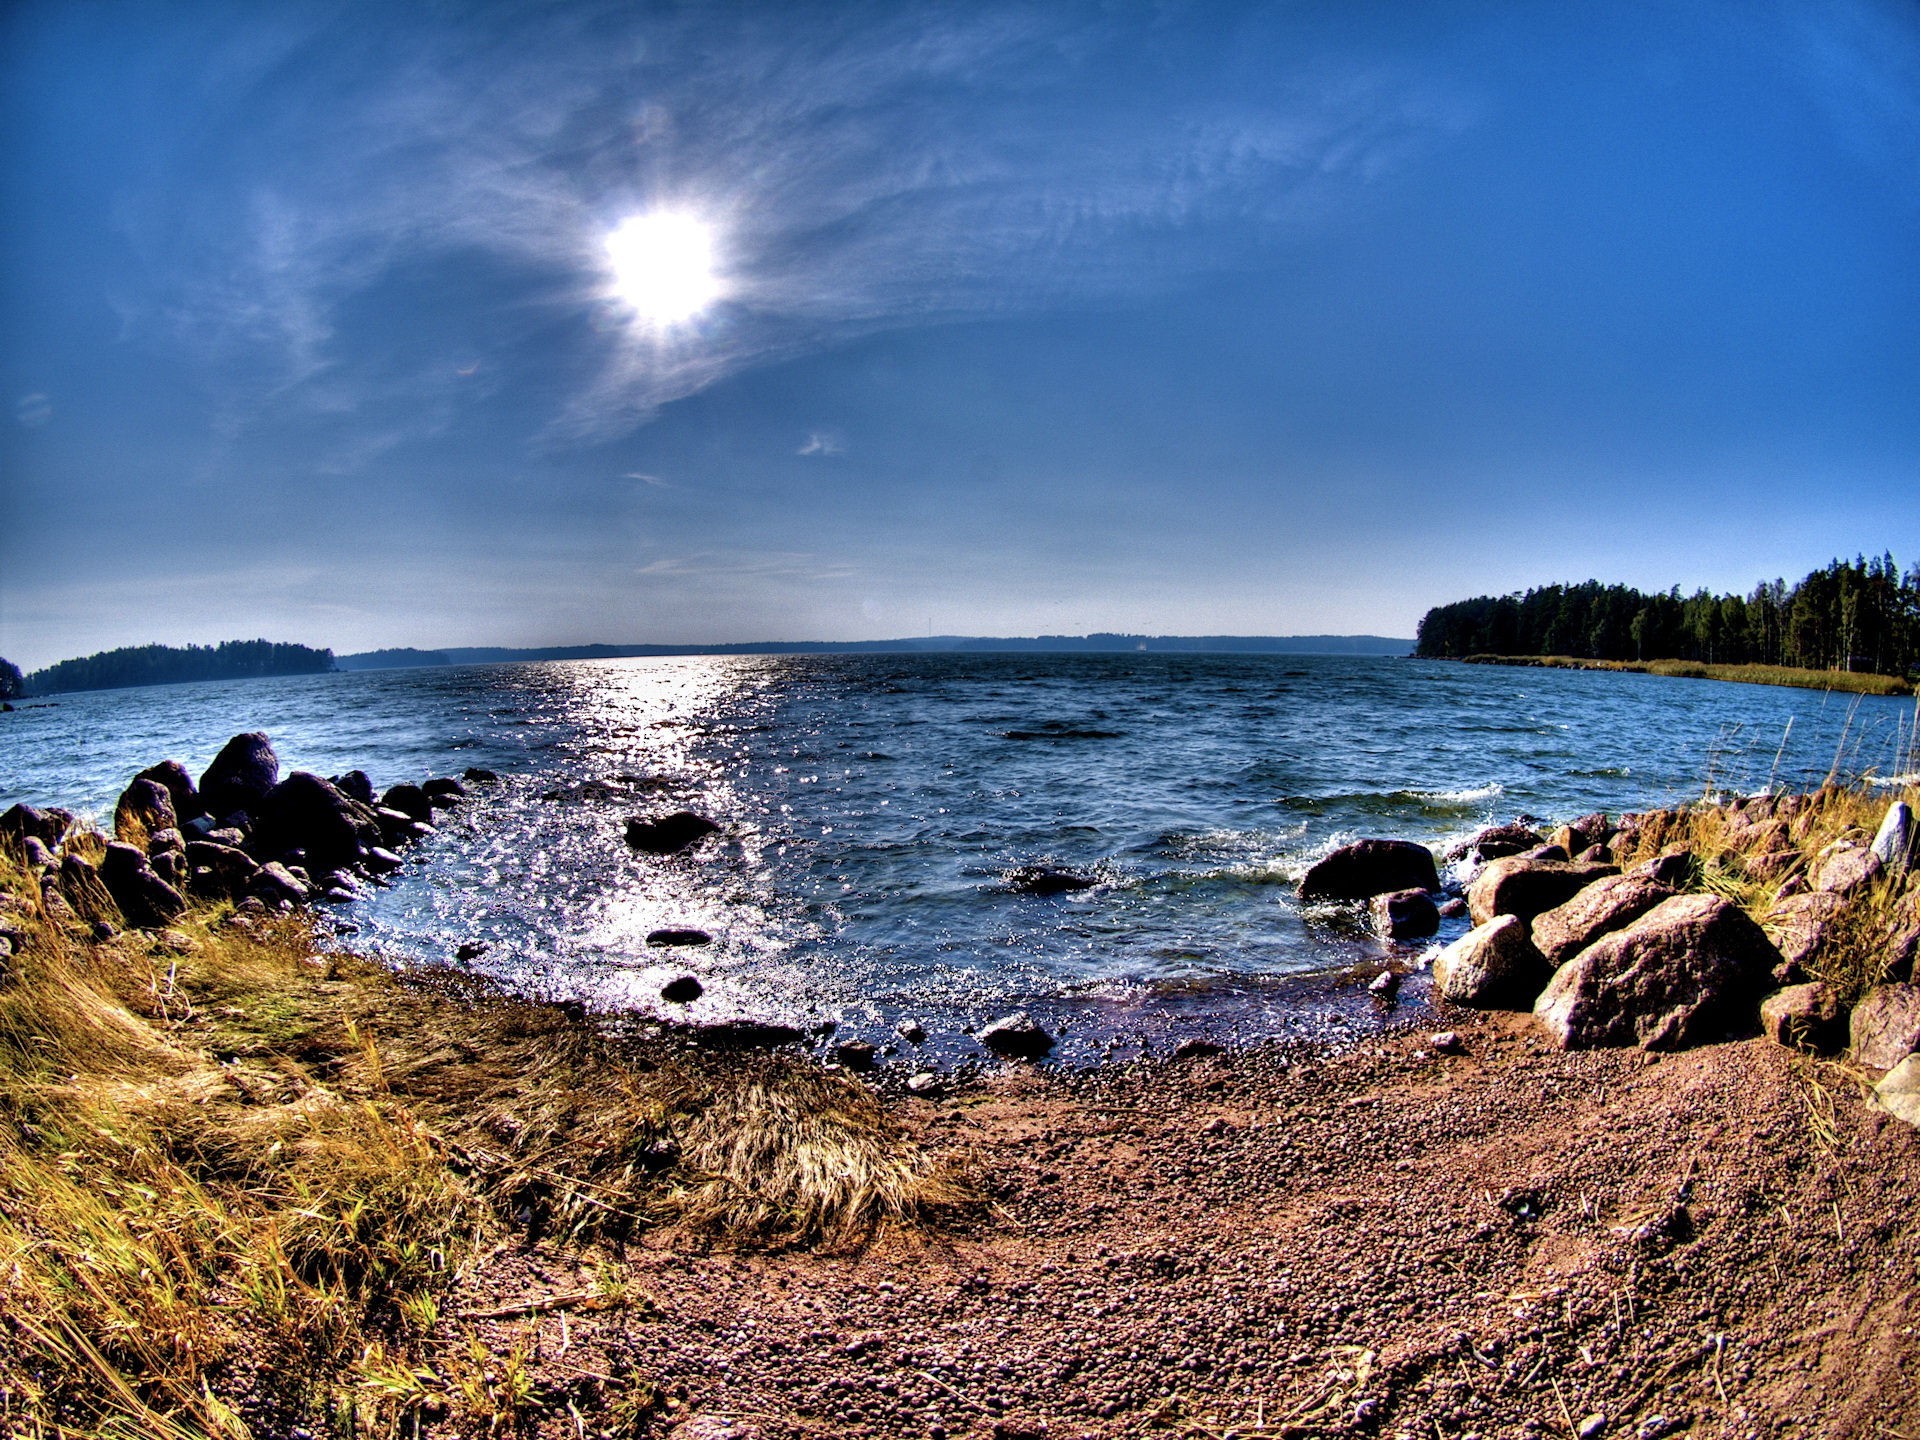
[449,1012,1920,1440]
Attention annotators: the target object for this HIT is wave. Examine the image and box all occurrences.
[1274,782,1503,817]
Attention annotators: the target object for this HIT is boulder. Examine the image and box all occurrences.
[58,854,121,927]
[1518,844,1571,863]
[1531,874,1680,967]
[1,803,74,850]
[647,928,712,947]
[625,812,720,855]
[113,778,178,845]
[146,826,184,857]
[1628,849,1695,888]
[254,772,382,874]
[21,836,53,871]
[1870,801,1913,876]
[1467,857,1617,927]
[1445,823,1545,864]
[1887,894,1920,983]
[978,1011,1055,1059]
[1742,849,1802,883]
[135,761,206,822]
[40,876,76,925]
[1764,891,1847,974]
[247,861,309,909]
[1814,842,1882,896]
[332,770,376,806]
[1850,983,1920,1071]
[99,841,187,929]
[1004,865,1098,895]
[835,1040,879,1071]
[1298,839,1440,902]
[199,733,280,821]
[1869,1054,1920,1130]
[1370,888,1439,940]
[1534,893,1784,1050]
[151,851,186,891]
[1433,915,1552,1009]
[464,767,501,784]
[381,783,432,824]
[185,841,260,901]
[895,1018,927,1045]
[423,776,469,804]
[1760,983,1846,1053]
[660,974,704,1004]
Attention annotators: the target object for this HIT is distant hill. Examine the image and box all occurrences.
[411,634,1414,664]
[335,647,453,671]
[24,640,335,695]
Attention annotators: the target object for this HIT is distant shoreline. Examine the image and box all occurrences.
[1457,652,1916,697]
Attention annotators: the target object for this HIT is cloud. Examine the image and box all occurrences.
[796,432,843,457]
[108,1,1480,448]
[622,471,669,486]
[15,393,52,429]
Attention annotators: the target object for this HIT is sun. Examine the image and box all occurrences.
[606,212,721,326]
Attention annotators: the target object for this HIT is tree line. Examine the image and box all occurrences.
[1415,555,1920,677]
[21,640,336,696]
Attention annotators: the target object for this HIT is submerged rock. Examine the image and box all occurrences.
[625,811,720,855]
[1004,864,1098,895]
[660,974,704,1004]
[648,928,713,947]
[1298,839,1440,902]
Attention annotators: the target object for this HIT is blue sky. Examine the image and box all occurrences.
[2,0,1916,669]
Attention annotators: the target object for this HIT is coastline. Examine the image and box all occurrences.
[1456,654,1916,698]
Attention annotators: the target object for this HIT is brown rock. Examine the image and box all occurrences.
[1534,893,1784,1050]
[1850,984,1920,1071]
[99,841,187,929]
[1467,857,1617,927]
[1433,915,1551,1010]
[1298,839,1440,902]
[113,778,178,845]
[1759,983,1846,1053]
[1444,822,1545,864]
[1370,887,1439,940]
[1743,849,1803,883]
[1629,849,1695,888]
[1815,842,1883,896]
[1870,1054,1920,1129]
[1532,873,1680,966]
[1764,891,1847,973]
[58,854,122,927]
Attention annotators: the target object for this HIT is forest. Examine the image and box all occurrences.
[1415,555,1920,678]
[22,640,335,696]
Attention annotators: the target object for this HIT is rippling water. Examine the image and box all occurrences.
[4,655,1914,1059]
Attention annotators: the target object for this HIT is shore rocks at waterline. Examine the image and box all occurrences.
[1534,894,1783,1050]
[979,1010,1055,1059]
[135,760,206,823]
[1531,874,1680,967]
[1370,887,1439,940]
[1467,857,1618,927]
[1,803,75,850]
[100,841,187,929]
[625,811,720,855]
[199,732,280,821]
[1433,915,1551,1009]
[254,772,384,875]
[1444,823,1545,864]
[113,778,178,843]
[1297,839,1440,902]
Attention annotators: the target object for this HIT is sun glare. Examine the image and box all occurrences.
[606,212,721,326]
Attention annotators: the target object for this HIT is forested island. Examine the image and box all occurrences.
[1416,555,1920,679]
[20,641,335,696]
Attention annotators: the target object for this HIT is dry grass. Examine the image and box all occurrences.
[0,842,961,1436]
[1463,655,1915,697]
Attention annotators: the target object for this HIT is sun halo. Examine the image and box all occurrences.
[606,211,721,326]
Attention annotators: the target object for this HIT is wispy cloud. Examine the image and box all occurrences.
[112,2,1480,449]
[796,431,843,457]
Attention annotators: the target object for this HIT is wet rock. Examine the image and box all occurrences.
[1628,849,1695,888]
[1438,896,1467,919]
[1850,983,1920,1071]
[1174,1037,1225,1059]
[1871,800,1912,875]
[362,846,403,873]
[331,770,376,805]
[1370,887,1439,940]
[1433,915,1551,1009]
[1532,873,1680,966]
[647,927,713,947]
[423,776,468,805]
[255,772,382,874]
[1535,893,1783,1050]
[835,1040,878,1071]
[1760,982,1846,1054]
[2,803,74,850]
[1518,843,1572,863]
[1298,839,1440,902]
[1814,841,1882,896]
[381,783,432,824]
[1869,1053,1920,1130]
[660,974,704,1004]
[199,733,280,821]
[58,854,121,927]
[99,841,187,929]
[906,1072,940,1094]
[113,777,178,843]
[1004,864,1098,895]
[1467,857,1617,927]
[625,811,720,855]
[979,1011,1055,1059]
[895,1018,927,1044]
[1445,822,1545,864]
[689,1019,804,1049]
[463,767,501,784]
[1367,969,1400,999]
[454,940,488,961]
[248,861,310,908]
[134,760,206,822]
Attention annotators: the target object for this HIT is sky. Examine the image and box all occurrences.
[2,0,1917,670]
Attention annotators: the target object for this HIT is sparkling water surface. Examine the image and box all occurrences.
[3,655,1914,1060]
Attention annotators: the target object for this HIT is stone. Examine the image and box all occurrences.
[1438,896,1467,919]
[1466,857,1617,927]
[1368,969,1400,998]
[363,846,403,873]
[1444,823,1545,863]
[1,803,74,850]
[248,861,310,908]
[1518,843,1572,863]
[39,877,76,924]
[423,776,468,804]
[58,854,121,927]
[1742,849,1803,883]
[151,851,186,890]
[1869,1054,1920,1130]
[660,974,704,1004]
[895,1018,927,1044]
[332,770,376,805]
[1430,1030,1466,1054]
[20,836,53,870]
[1531,873,1680,966]
[1850,984,1920,1071]
[454,940,487,961]
[382,783,432,823]
[1173,1037,1224,1059]
[146,826,184,856]
[1370,887,1439,939]
[906,1072,940,1094]
[135,760,206,822]
[1871,800,1913,876]
[113,778,178,844]
[625,811,720,855]
[1433,915,1552,1009]
[1298,839,1440,902]
[255,772,382,874]
[185,841,260,902]
[688,1020,804,1049]
[1534,893,1784,1050]
[1764,891,1847,974]
[463,767,501,784]
[647,928,712,947]
[978,1011,1055,1059]
[1004,865,1098,895]
[99,841,187,929]
[1760,983,1846,1053]
[199,733,280,821]
[1815,842,1882,896]
[1628,849,1695,888]
[835,1040,878,1071]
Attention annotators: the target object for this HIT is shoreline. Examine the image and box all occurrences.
[1454,654,1916,698]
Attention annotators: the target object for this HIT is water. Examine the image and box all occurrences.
[4,654,1914,1060]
